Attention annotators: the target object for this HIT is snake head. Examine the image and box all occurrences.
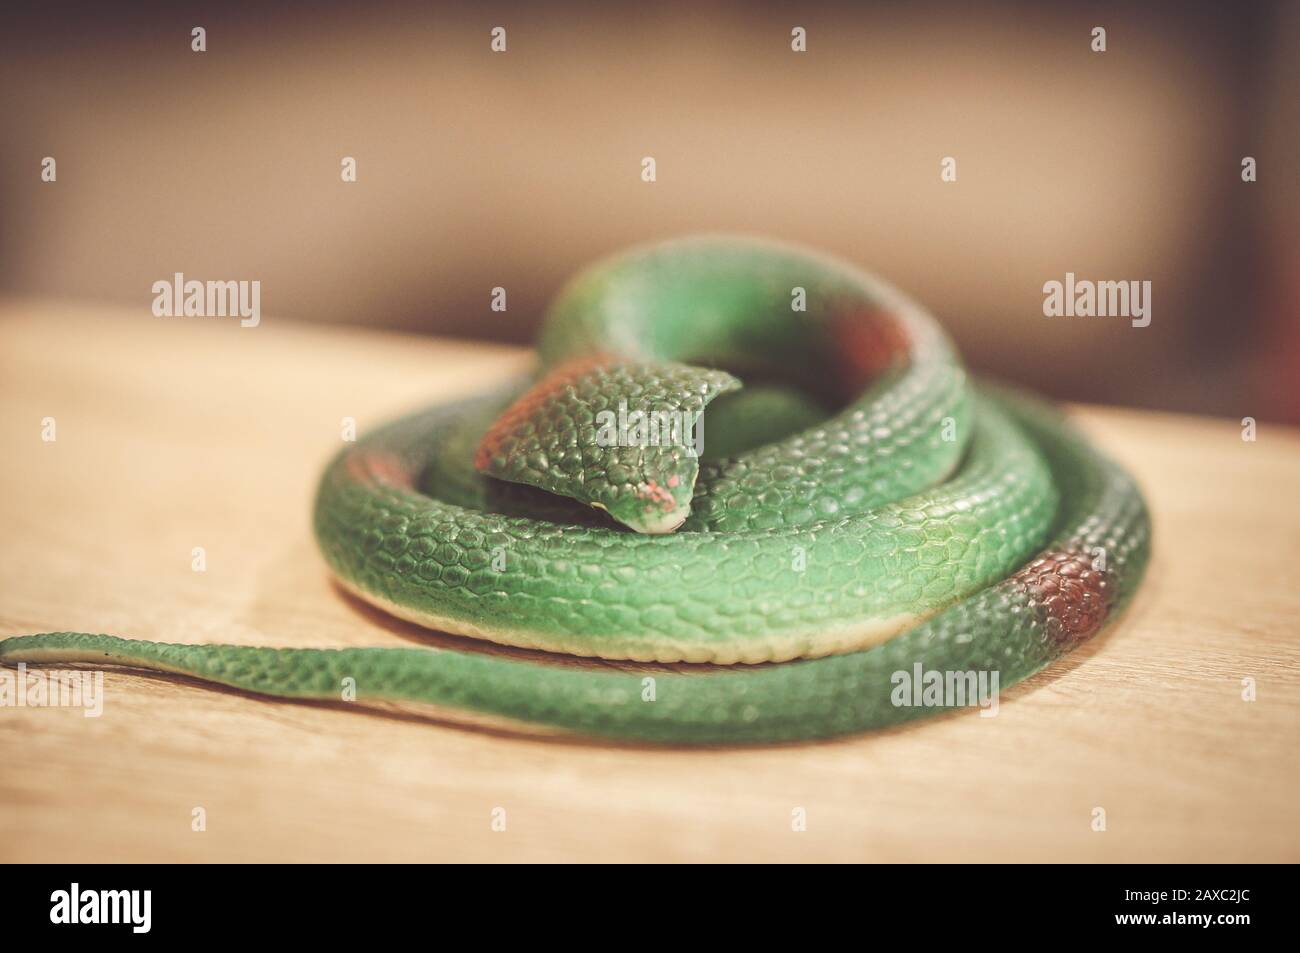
[474,357,740,534]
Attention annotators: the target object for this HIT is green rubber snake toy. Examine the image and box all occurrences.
[0,238,1150,744]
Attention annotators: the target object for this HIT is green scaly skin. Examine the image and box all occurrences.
[0,238,1150,744]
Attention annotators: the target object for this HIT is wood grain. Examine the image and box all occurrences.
[2,300,1297,862]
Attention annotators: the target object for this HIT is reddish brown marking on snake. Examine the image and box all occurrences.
[345,450,413,488]
[1011,548,1112,645]
[827,305,911,395]
[636,479,677,512]
[474,354,615,471]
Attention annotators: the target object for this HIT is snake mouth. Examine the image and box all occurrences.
[620,503,690,535]
[589,498,690,535]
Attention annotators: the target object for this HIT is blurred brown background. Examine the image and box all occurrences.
[2,1,1297,420]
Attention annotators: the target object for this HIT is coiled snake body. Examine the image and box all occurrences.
[0,238,1150,744]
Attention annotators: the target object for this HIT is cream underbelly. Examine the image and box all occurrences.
[335,574,924,665]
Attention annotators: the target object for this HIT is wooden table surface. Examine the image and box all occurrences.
[2,300,1297,863]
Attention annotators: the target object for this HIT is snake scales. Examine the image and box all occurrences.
[0,238,1150,743]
